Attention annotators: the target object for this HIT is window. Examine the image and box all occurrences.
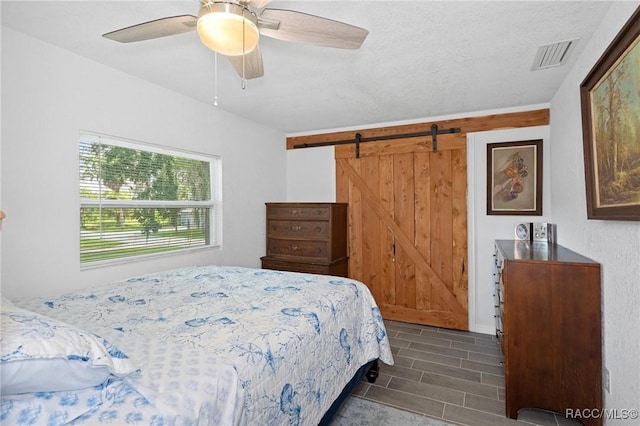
[79,133,221,265]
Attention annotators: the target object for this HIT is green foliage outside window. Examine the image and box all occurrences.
[79,135,218,264]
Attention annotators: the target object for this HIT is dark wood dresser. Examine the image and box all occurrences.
[493,240,602,426]
[260,202,348,277]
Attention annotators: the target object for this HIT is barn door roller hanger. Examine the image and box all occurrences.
[293,124,461,158]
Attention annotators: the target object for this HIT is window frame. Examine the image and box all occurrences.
[79,132,222,268]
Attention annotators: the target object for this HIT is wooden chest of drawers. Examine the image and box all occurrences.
[260,203,348,277]
[494,240,602,425]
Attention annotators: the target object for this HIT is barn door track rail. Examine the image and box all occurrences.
[292,124,461,158]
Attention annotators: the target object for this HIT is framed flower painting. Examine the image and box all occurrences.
[487,139,543,216]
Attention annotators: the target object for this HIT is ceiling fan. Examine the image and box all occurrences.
[102,0,369,81]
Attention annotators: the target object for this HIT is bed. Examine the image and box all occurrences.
[0,265,394,425]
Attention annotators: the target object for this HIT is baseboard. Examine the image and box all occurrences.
[469,323,496,335]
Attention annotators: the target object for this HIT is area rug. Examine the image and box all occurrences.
[330,396,456,426]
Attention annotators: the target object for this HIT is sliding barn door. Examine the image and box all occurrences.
[336,134,468,330]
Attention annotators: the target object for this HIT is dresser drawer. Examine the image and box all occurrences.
[267,219,330,239]
[261,257,348,277]
[267,238,329,260]
[267,205,330,220]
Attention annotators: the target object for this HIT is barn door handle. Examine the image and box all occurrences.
[431,124,438,153]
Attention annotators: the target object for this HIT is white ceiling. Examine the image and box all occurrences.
[1,1,615,134]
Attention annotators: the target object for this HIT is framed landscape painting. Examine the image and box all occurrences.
[487,139,543,216]
[580,7,640,221]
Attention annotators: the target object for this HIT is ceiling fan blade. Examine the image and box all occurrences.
[248,0,272,10]
[258,9,368,49]
[228,45,264,79]
[102,15,197,43]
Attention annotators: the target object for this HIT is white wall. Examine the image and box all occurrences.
[286,146,336,202]
[549,2,640,421]
[0,6,4,287]
[0,27,286,299]
[467,125,551,334]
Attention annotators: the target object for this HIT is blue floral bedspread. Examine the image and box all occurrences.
[3,265,394,425]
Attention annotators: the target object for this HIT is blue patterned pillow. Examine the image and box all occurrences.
[0,297,138,394]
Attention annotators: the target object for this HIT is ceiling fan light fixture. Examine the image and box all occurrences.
[197,2,259,56]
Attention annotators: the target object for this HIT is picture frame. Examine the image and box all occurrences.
[487,139,543,216]
[580,7,640,221]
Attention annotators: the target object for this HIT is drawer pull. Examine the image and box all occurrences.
[289,225,302,231]
[315,226,322,233]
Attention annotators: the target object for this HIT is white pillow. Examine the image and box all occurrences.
[0,301,138,394]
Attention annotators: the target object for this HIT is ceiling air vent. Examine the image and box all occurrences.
[531,39,578,71]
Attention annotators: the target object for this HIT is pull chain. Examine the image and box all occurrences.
[213,52,219,106]
[241,8,247,90]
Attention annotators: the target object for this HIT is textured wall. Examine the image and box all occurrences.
[549,2,640,421]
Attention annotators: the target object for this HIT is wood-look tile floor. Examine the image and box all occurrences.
[351,320,584,426]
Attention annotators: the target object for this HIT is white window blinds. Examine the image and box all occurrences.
[79,133,221,265]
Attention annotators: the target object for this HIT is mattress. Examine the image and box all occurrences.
[1,265,394,425]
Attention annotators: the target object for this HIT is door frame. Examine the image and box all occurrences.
[466,126,551,335]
